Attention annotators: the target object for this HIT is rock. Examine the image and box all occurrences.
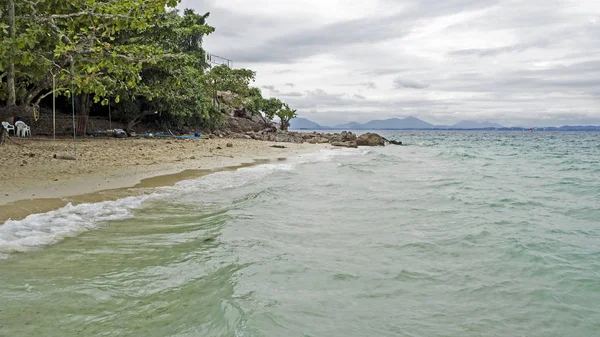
[190,156,196,159]
[271,145,286,149]
[226,143,233,148]
[209,134,216,139]
[389,140,403,145]
[356,133,387,146]
[331,141,358,148]
[308,137,330,144]
[226,116,264,133]
[274,131,304,143]
[243,135,252,139]
[217,146,222,150]
[330,131,357,143]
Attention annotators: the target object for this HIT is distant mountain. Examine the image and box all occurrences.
[289,118,327,130]
[332,121,364,129]
[451,120,504,129]
[334,117,435,130]
[289,117,600,131]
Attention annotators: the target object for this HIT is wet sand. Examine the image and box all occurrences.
[0,137,326,222]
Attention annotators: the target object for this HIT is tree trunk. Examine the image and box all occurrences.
[75,94,91,116]
[6,0,16,106]
[75,94,90,135]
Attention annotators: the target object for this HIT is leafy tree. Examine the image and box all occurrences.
[276,103,297,131]
[262,97,283,120]
[201,65,255,108]
[1,0,188,110]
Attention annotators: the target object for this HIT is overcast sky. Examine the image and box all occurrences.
[180,0,600,126]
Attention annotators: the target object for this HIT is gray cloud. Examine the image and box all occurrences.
[182,0,600,126]
[394,78,429,89]
[449,39,551,57]
[279,91,304,97]
[261,85,279,93]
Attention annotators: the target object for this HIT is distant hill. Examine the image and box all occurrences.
[289,117,600,131]
[451,120,504,129]
[332,121,364,130]
[333,117,435,130]
[289,118,327,130]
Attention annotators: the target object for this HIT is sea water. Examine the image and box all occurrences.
[1,131,599,336]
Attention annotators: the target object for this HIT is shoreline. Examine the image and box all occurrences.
[0,138,329,222]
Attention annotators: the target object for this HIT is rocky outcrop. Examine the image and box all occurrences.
[274,131,304,143]
[221,115,403,147]
[356,133,387,146]
[329,131,357,143]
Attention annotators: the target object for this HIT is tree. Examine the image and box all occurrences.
[262,97,283,120]
[1,0,189,111]
[276,103,297,131]
[5,0,16,106]
[201,65,255,108]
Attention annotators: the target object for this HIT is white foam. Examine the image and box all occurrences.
[0,147,364,254]
[0,194,156,254]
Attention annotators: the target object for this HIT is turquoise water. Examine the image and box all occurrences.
[1,131,600,336]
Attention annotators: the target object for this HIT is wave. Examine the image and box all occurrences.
[0,148,364,256]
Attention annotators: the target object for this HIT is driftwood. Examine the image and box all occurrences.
[53,154,76,160]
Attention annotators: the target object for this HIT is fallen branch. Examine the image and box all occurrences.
[53,154,76,160]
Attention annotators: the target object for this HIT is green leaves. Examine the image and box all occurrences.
[276,103,298,131]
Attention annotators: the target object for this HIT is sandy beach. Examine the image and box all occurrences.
[0,137,327,221]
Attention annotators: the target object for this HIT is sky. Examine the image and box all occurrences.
[179,0,600,126]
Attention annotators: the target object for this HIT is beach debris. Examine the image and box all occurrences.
[226,143,233,148]
[216,146,222,150]
[53,154,76,160]
[271,145,286,149]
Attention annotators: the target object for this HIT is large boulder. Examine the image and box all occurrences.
[356,133,387,146]
[226,116,263,133]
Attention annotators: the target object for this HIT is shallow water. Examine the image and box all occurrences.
[1,131,600,336]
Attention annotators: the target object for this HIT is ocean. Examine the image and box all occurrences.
[1,131,599,337]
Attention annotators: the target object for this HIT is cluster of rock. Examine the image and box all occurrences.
[211,91,401,147]
[216,116,402,147]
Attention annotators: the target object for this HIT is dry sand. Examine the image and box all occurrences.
[0,137,328,221]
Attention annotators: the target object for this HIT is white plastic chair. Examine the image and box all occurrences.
[15,121,31,137]
[2,121,15,135]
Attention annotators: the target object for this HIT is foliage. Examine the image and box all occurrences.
[0,0,297,132]
[262,97,283,120]
[276,103,297,131]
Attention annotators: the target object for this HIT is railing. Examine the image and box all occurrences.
[205,53,233,68]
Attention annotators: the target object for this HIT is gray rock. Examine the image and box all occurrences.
[356,133,387,146]
[331,141,358,148]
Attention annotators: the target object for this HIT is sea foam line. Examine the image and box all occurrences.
[0,147,363,255]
